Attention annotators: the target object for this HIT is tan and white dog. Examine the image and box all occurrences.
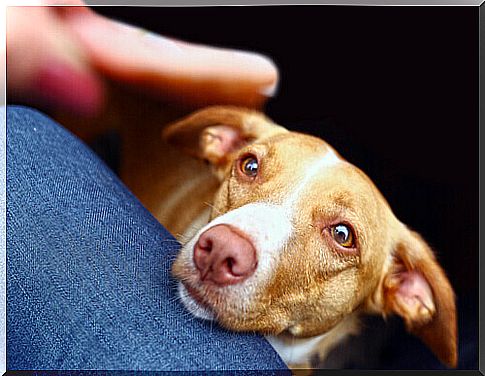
[150,106,457,370]
[60,101,457,370]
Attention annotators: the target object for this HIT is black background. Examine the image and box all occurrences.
[94,6,478,369]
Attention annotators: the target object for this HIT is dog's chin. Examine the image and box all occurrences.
[178,281,293,335]
[178,282,215,321]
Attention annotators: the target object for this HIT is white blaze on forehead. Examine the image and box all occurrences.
[282,147,340,213]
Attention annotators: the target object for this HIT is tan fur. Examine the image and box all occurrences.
[56,99,457,369]
[163,106,457,369]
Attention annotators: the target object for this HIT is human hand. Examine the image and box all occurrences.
[7,2,279,116]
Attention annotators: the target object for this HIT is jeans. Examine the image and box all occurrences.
[6,105,288,372]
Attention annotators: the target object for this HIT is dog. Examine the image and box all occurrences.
[154,106,457,370]
[56,100,457,369]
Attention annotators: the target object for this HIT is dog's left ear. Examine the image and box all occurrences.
[376,228,457,368]
[162,106,286,167]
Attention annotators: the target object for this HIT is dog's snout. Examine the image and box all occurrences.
[193,224,257,286]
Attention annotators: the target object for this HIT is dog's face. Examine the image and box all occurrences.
[163,106,457,367]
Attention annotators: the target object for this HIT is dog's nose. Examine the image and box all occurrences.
[193,224,257,286]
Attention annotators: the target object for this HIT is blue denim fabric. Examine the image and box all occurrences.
[6,106,288,372]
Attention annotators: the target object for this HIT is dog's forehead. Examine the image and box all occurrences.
[259,132,380,204]
[261,131,331,154]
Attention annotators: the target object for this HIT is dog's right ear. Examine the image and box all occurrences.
[162,106,286,166]
[375,228,458,368]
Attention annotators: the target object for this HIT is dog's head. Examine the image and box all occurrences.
[163,106,457,367]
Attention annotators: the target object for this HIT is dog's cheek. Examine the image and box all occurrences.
[209,180,232,220]
[308,273,363,335]
[219,310,289,335]
[171,250,195,281]
[171,257,185,279]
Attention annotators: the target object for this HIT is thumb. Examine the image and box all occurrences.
[7,5,104,116]
[61,9,279,109]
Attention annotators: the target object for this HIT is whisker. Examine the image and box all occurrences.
[203,201,222,216]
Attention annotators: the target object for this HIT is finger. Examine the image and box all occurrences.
[61,9,279,109]
[7,5,104,116]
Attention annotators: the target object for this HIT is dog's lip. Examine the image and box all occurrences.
[183,282,212,309]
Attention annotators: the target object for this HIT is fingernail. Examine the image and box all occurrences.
[231,50,275,68]
[231,50,279,97]
[141,31,184,54]
[33,61,104,116]
[260,81,279,97]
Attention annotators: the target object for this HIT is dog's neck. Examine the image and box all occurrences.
[266,313,360,368]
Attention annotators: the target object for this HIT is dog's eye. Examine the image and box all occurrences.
[330,224,355,248]
[239,155,259,177]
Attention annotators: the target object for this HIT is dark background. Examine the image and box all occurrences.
[94,6,478,369]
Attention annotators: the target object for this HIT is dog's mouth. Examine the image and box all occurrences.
[178,273,249,321]
[178,281,216,321]
[175,266,271,330]
[183,283,204,305]
[179,278,287,334]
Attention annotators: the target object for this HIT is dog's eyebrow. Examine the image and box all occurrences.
[262,132,294,144]
[311,194,360,224]
[332,192,355,209]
